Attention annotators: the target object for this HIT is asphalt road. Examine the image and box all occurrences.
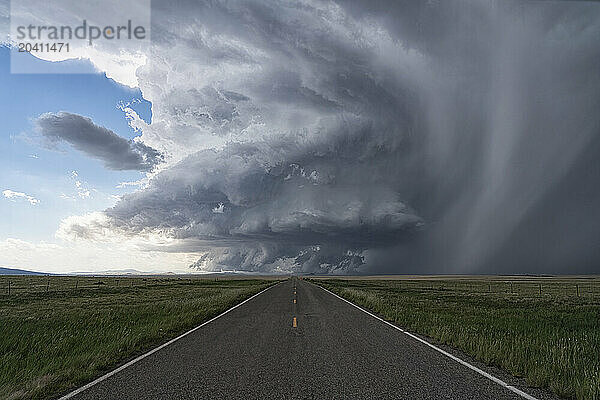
[66,278,548,400]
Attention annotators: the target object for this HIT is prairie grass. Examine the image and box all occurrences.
[0,276,275,399]
[314,277,600,400]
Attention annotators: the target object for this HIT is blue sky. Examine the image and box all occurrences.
[0,46,151,242]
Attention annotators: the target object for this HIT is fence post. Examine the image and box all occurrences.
[8,280,11,296]
[46,277,49,292]
[488,283,491,293]
[76,280,78,290]
[539,283,542,296]
[510,282,513,294]
[577,284,579,297]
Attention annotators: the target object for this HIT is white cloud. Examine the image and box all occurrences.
[116,177,148,189]
[0,237,197,274]
[70,170,91,199]
[6,0,151,88]
[3,189,40,205]
[59,171,94,201]
[212,203,225,214]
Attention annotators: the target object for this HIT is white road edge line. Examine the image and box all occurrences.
[317,284,538,400]
[59,282,280,399]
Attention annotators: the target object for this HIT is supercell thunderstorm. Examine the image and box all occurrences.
[13,0,600,274]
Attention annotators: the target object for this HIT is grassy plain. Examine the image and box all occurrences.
[0,275,276,399]
[313,276,600,400]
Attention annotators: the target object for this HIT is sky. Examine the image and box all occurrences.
[0,0,599,275]
[0,48,148,238]
[0,47,194,273]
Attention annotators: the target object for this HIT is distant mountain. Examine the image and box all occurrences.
[0,267,46,275]
[69,269,175,276]
[0,267,188,276]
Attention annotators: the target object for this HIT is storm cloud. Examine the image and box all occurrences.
[36,112,163,171]
[28,0,600,274]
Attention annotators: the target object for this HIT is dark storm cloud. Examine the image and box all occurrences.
[57,0,600,274]
[36,112,163,171]
[96,138,423,273]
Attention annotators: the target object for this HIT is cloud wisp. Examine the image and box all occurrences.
[3,189,40,205]
[35,111,163,171]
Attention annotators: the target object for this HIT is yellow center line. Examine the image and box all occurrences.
[292,317,297,327]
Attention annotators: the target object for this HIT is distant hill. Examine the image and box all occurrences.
[70,269,174,276]
[0,267,186,276]
[0,267,46,275]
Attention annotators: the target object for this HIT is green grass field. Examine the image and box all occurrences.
[313,276,600,400]
[0,275,276,400]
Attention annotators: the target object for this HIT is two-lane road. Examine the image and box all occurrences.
[65,278,548,399]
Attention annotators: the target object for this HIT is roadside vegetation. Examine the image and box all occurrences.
[314,277,600,400]
[0,276,275,399]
